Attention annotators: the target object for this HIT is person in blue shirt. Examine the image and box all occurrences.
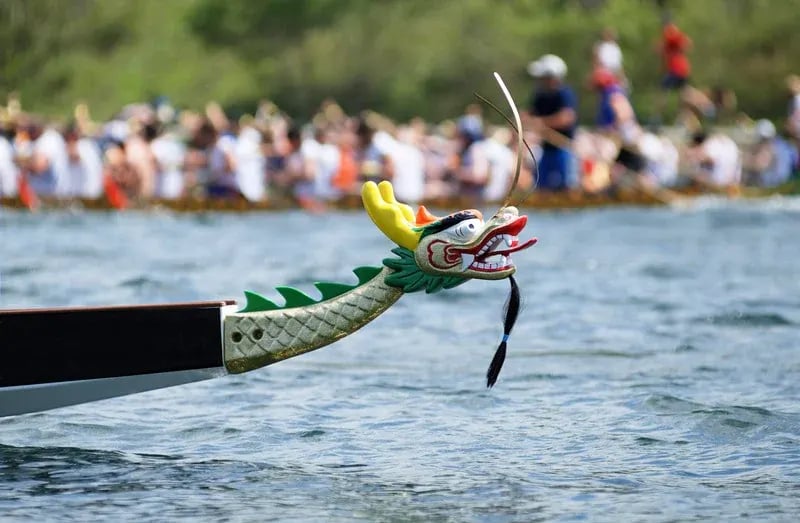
[527,54,578,191]
[591,67,648,176]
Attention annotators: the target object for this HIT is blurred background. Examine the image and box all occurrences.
[1,0,798,121]
[1,0,799,208]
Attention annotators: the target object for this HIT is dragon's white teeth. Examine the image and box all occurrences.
[500,255,508,266]
[473,234,519,263]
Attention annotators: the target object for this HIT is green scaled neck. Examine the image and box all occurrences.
[382,246,467,293]
[239,266,383,312]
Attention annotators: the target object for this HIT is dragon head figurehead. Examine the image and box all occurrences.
[362,72,537,387]
[362,181,536,292]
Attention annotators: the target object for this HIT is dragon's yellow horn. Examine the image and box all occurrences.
[362,181,421,250]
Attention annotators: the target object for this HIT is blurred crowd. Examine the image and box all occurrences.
[525,22,800,194]
[1,21,799,208]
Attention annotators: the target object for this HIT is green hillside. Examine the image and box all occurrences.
[1,0,797,123]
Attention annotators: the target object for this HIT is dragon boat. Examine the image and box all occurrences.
[0,187,780,213]
[1,182,794,213]
[0,179,537,417]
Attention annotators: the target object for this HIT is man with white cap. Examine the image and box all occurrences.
[527,54,578,190]
[743,119,797,187]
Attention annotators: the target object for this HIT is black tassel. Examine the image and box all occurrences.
[486,275,520,388]
[486,341,507,388]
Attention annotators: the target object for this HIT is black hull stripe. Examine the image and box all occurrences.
[0,302,228,387]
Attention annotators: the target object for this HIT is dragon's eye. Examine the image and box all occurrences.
[445,218,482,241]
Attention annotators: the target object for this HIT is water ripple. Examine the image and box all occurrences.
[2,202,800,521]
[698,312,794,326]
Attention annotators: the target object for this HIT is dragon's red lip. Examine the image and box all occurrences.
[455,216,537,273]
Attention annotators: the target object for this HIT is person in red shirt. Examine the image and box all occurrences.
[660,23,692,90]
[657,21,692,124]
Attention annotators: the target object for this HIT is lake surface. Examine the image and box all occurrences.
[1,197,800,521]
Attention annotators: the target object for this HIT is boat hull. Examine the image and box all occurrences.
[0,185,758,212]
[0,368,224,417]
[0,300,233,417]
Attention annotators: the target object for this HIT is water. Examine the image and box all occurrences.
[1,197,800,521]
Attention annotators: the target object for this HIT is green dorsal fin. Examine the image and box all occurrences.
[237,265,384,313]
[314,281,356,301]
[240,291,279,313]
[354,266,382,285]
[275,286,317,308]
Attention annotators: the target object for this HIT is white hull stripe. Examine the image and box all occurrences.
[0,367,226,418]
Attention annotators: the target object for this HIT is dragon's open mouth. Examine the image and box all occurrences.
[457,216,537,273]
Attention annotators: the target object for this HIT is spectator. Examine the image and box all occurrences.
[64,123,103,198]
[0,117,18,197]
[454,122,489,200]
[151,126,187,200]
[286,126,318,210]
[234,122,267,202]
[355,119,393,183]
[590,67,649,183]
[786,75,800,142]
[103,141,141,198]
[685,131,741,188]
[483,127,515,202]
[593,27,625,86]
[527,54,578,191]
[390,125,426,203]
[657,21,692,122]
[302,125,341,202]
[183,119,219,197]
[21,118,70,197]
[743,119,797,187]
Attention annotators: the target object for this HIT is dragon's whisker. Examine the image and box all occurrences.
[475,73,540,213]
[473,91,539,210]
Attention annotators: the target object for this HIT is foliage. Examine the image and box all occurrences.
[2,0,799,123]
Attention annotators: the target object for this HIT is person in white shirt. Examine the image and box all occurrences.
[234,125,266,202]
[0,134,18,197]
[687,131,741,187]
[636,132,679,187]
[151,131,186,200]
[27,123,70,197]
[64,125,103,198]
[593,27,628,93]
[389,126,425,204]
[317,132,342,202]
[482,127,515,202]
[594,27,623,76]
[302,126,341,202]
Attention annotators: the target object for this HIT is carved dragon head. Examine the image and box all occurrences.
[364,72,537,387]
[362,181,536,293]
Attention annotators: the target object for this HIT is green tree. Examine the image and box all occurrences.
[3,0,799,123]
